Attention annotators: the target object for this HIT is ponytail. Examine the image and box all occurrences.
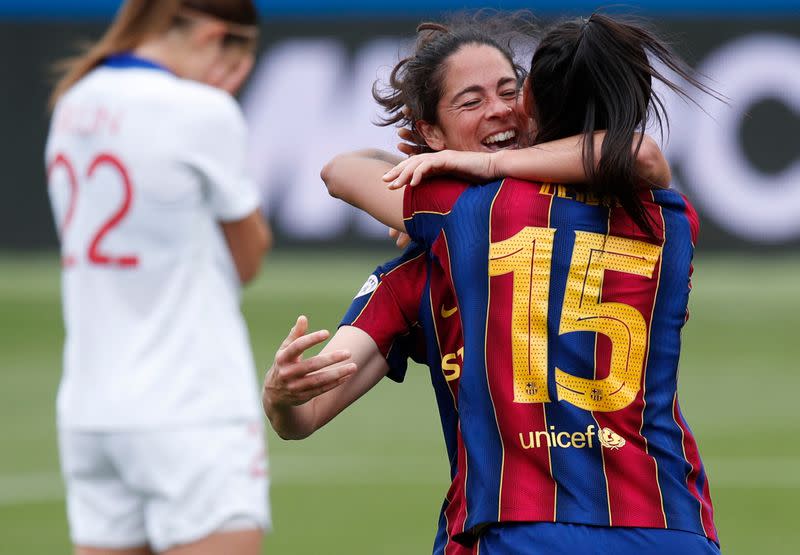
[529,13,718,238]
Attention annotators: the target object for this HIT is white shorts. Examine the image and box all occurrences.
[58,422,271,552]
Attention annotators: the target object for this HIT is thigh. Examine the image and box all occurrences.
[115,422,270,554]
[162,530,261,555]
[478,522,721,555]
[59,430,149,551]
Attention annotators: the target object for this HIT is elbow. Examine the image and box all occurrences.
[320,156,344,199]
[636,135,671,186]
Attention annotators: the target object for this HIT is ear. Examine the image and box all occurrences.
[416,120,446,152]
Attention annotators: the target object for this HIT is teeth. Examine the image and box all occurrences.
[483,130,516,145]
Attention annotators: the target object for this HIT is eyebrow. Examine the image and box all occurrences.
[451,77,519,103]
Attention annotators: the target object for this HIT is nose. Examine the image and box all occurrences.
[486,95,514,119]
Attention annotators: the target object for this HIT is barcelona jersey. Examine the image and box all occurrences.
[342,178,717,552]
[404,177,717,545]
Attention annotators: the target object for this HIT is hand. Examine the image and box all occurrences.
[263,316,356,410]
[397,127,423,157]
[207,53,255,95]
[383,150,499,189]
[388,227,410,249]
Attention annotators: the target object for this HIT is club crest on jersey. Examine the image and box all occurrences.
[599,427,626,450]
[354,275,379,299]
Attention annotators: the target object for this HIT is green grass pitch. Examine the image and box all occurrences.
[0,250,798,554]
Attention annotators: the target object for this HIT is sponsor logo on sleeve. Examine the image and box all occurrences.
[354,274,379,299]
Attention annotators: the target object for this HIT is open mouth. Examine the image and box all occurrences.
[481,129,518,151]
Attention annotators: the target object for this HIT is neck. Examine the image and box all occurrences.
[133,35,184,76]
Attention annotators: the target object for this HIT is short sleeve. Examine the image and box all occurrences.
[403,177,469,248]
[181,88,260,221]
[340,244,428,382]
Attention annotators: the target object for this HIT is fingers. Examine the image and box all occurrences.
[288,362,358,404]
[409,160,432,187]
[397,127,414,141]
[397,142,417,157]
[279,315,308,350]
[395,232,411,249]
[277,327,330,364]
[383,159,406,183]
[388,158,426,189]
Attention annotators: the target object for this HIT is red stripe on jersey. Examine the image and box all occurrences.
[429,231,471,548]
[673,396,718,543]
[349,252,427,357]
[681,194,700,323]
[593,197,666,528]
[487,181,557,522]
[680,194,701,246]
[403,178,469,220]
[431,233,464,402]
[444,425,470,552]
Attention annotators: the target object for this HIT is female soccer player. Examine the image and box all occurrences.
[46,2,270,554]
[263,14,720,555]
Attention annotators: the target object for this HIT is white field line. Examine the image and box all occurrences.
[1,455,798,507]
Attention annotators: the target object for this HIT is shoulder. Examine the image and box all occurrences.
[650,188,700,243]
[172,80,246,135]
[404,177,470,218]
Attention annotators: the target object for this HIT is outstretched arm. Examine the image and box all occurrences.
[263,316,389,440]
[321,149,407,231]
[384,133,670,189]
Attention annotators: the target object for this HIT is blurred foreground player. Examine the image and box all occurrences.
[46,1,271,554]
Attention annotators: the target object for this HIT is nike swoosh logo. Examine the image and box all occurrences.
[441,305,458,318]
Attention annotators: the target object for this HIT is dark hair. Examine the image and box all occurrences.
[182,0,258,26]
[529,13,716,238]
[373,15,530,152]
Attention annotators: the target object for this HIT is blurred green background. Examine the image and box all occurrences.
[1,250,798,554]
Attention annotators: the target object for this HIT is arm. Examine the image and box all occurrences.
[220,209,272,284]
[384,133,670,189]
[263,316,389,440]
[321,150,407,231]
[492,134,670,187]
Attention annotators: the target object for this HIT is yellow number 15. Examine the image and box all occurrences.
[488,229,662,413]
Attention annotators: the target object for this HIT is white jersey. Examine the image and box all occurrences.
[46,58,262,430]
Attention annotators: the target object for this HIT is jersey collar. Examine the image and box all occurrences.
[103,53,173,75]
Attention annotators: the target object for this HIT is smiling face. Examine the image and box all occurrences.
[417,43,528,153]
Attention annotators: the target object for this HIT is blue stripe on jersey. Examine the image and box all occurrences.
[406,213,448,251]
[546,197,611,524]
[103,53,173,74]
[640,190,706,536]
[442,182,505,529]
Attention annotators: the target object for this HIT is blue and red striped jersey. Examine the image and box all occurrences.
[402,178,717,547]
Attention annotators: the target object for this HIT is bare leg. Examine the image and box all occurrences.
[162,529,262,555]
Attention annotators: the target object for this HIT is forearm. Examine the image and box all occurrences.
[321,151,406,231]
[491,134,592,184]
[262,325,389,440]
[491,133,669,187]
[220,210,271,284]
[263,396,317,440]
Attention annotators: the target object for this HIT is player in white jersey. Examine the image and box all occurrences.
[45,2,271,554]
